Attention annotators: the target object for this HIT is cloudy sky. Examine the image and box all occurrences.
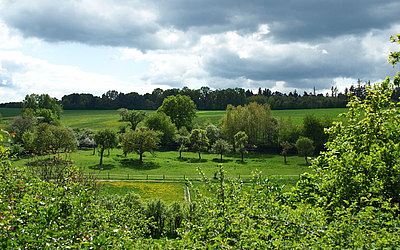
[0,0,399,103]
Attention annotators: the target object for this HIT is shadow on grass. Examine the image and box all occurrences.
[297,162,310,167]
[89,164,115,170]
[176,157,207,163]
[235,159,248,164]
[212,158,233,163]
[118,158,161,170]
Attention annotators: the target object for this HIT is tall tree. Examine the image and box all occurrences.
[144,112,176,146]
[157,95,197,129]
[22,94,62,124]
[122,127,162,163]
[234,131,248,162]
[94,129,118,165]
[221,102,278,148]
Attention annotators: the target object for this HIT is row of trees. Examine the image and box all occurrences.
[6,91,329,165]
[59,87,351,111]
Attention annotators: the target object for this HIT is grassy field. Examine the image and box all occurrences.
[1,107,348,130]
[16,148,308,202]
[4,106,346,201]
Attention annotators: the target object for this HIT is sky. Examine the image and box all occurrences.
[0,0,399,103]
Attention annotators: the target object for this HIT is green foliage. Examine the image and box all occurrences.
[280,140,293,164]
[5,116,35,144]
[174,134,190,159]
[119,108,146,130]
[94,128,118,165]
[144,112,176,146]
[22,94,62,125]
[205,124,220,147]
[210,139,232,161]
[189,129,209,160]
[0,153,138,248]
[28,123,77,154]
[122,127,162,163]
[279,116,301,144]
[221,102,278,148]
[295,137,314,164]
[234,131,248,162]
[157,94,197,129]
[389,34,400,66]
[302,114,331,153]
[314,76,400,210]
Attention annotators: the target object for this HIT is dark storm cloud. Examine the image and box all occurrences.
[3,0,399,47]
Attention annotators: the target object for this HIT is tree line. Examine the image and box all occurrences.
[2,81,385,110]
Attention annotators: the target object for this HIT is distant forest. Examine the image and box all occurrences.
[3,80,397,110]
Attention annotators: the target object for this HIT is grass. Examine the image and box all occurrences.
[0,107,348,130]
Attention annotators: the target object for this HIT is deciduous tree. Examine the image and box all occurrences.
[210,139,232,161]
[95,129,118,165]
[122,127,162,163]
[295,137,314,164]
[157,95,197,129]
[189,129,209,160]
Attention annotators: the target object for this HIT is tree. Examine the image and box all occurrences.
[234,131,248,162]
[122,127,162,163]
[295,137,314,164]
[189,129,209,160]
[210,139,232,161]
[5,116,35,144]
[302,115,330,153]
[280,141,293,164]
[94,129,118,165]
[22,94,62,124]
[157,95,197,129]
[205,124,220,147]
[174,134,190,159]
[314,71,400,209]
[221,102,278,148]
[29,123,76,155]
[119,109,146,130]
[144,112,176,146]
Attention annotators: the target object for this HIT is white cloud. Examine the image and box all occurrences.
[0,50,157,102]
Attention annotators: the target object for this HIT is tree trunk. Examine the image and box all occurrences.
[179,150,182,159]
[93,147,96,155]
[284,155,287,164]
[305,155,308,164]
[99,148,104,165]
[220,153,223,161]
[241,152,244,162]
[198,151,201,160]
[139,152,143,163]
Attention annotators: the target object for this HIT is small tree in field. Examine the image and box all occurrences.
[234,131,248,162]
[295,137,314,164]
[174,134,190,159]
[119,109,146,130]
[210,139,232,161]
[280,141,293,164]
[122,127,162,163]
[189,129,209,160]
[95,129,118,165]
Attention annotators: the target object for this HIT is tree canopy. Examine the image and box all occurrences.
[122,127,162,163]
[157,94,197,129]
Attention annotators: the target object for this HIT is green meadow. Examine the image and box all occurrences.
[3,107,348,200]
[1,107,348,130]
